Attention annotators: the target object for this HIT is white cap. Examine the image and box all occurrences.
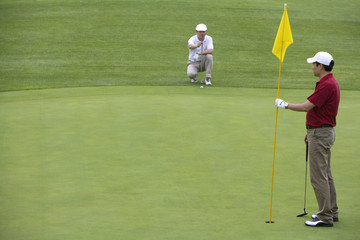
[307,52,333,66]
[196,24,207,31]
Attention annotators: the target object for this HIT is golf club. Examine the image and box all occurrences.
[200,33,204,84]
[297,142,308,217]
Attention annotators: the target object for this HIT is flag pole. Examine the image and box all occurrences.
[268,3,291,224]
[268,52,283,224]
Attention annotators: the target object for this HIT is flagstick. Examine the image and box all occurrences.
[268,60,282,224]
[267,3,292,224]
[269,4,285,222]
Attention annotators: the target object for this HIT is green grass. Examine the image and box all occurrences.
[1,86,360,240]
[0,0,359,91]
[1,0,360,239]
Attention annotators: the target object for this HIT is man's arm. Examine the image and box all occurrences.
[275,99,315,112]
[288,100,315,112]
[199,49,213,55]
[188,41,202,49]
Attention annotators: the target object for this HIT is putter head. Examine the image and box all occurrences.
[296,212,308,217]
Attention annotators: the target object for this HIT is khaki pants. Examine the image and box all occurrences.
[187,54,213,80]
[307,127,338,224]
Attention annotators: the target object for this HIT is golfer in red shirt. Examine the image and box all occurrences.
[275,52,340,227]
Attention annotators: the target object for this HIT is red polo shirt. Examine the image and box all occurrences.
[306,73,340,127]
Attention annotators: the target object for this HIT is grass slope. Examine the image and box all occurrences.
[0,0,359,91]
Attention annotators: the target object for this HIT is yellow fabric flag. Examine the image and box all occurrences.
[272,4,293,62]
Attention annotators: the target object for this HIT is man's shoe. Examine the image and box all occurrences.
[205,78,212,86]
[191,78,198,83]
[312,214,338,222]
[305,219,333,227]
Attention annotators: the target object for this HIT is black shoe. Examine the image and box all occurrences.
[305,219,333,227]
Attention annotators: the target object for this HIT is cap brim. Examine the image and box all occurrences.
[307,57,315,63]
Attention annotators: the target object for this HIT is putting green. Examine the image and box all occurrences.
[0,86,359,240]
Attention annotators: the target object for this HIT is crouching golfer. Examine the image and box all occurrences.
[275,52,340,227]
[187,23,213,86]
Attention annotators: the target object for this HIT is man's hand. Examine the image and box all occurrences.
[275,98,288,109]
[188,41,203,49]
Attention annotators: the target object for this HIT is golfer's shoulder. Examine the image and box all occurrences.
[189,35,197,41]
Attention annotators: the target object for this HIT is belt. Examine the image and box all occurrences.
[306,124,333,129]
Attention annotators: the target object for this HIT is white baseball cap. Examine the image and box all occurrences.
[307,52,333,66]
[196,24,207,31]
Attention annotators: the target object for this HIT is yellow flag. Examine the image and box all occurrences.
[272,4,293,62]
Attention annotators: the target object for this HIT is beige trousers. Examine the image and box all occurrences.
[307,127,338,224]
[187,54,213,80]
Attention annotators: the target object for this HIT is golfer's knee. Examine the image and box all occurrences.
[187,68,198,78]
[205,54,213,62]
[187,71,197,78]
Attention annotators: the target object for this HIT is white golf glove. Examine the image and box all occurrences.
[275,98,288,109]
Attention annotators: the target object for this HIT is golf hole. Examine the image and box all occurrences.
[265,221,275,224]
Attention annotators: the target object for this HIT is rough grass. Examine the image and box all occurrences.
[0,0,359,91]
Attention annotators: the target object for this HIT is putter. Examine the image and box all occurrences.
[297,142,309,217]
[200,34,204,84]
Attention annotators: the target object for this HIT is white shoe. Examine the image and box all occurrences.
[205,78,212,86]
[191,78,197,83]
[305,219,333,227]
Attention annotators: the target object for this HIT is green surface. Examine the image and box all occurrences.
[0,0,359,91]
[1,86,360,240]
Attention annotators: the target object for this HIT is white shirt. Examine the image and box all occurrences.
[188,35,214,62]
